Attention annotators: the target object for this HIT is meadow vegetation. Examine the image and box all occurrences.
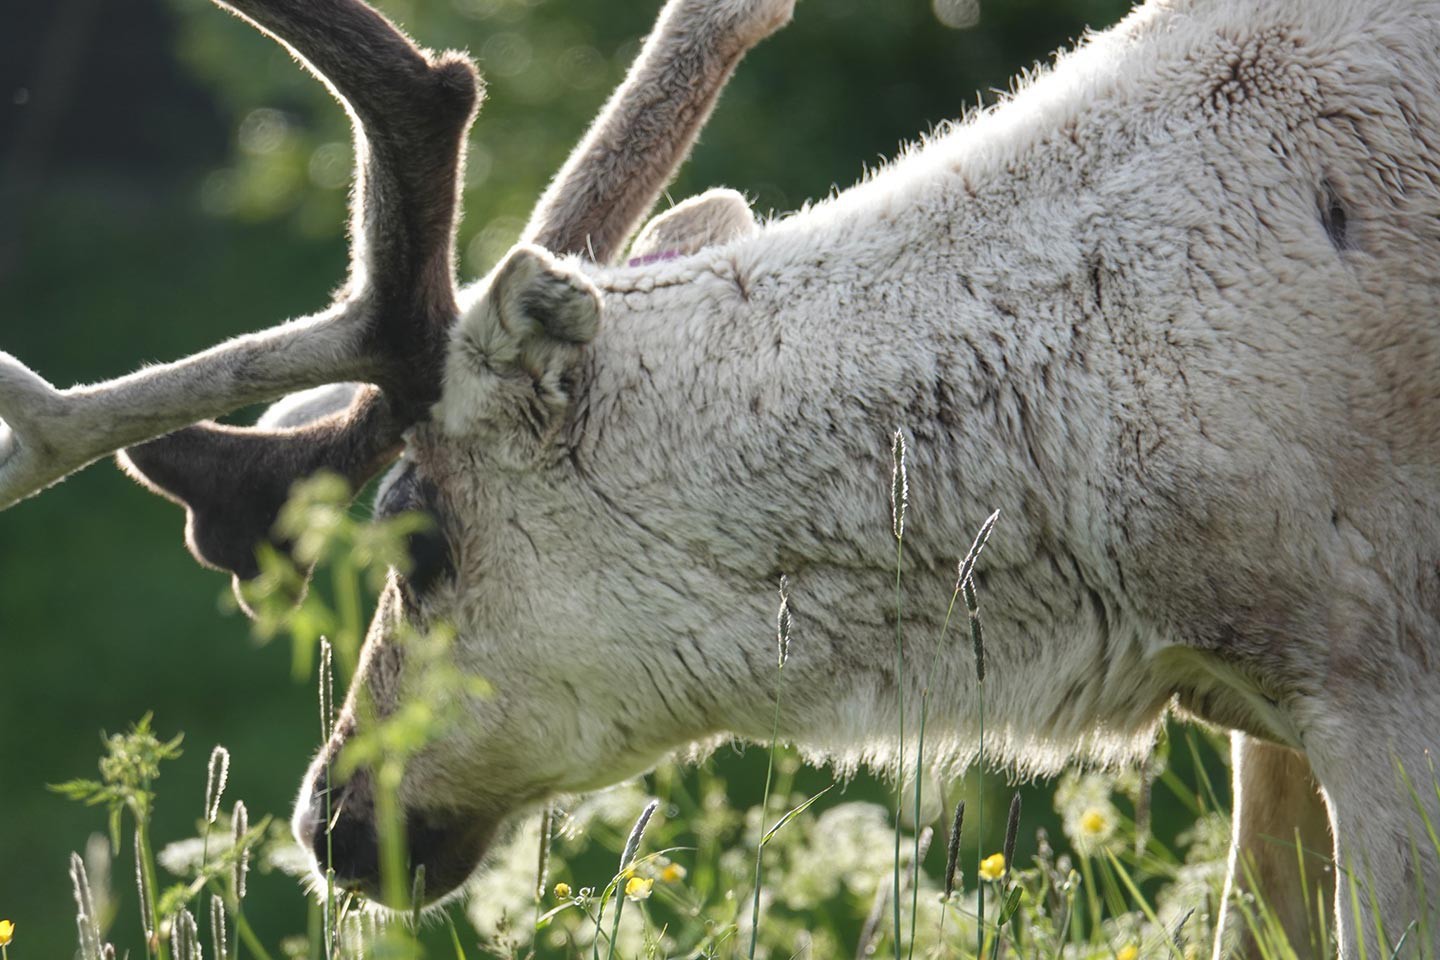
[14,472,1356,960]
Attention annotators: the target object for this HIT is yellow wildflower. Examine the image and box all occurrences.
[553,882,572,900]
[660,862,687,883]
[624,876,655,901]
[1117,946,1138,960]
[1080,808,1109,835]
[0,920,13,946]
[978,853,1006,882]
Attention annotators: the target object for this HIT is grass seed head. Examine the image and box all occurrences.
[1002,792,1023,886]
[943,799,966,900]
[891,429,908,541]
[776,575,793,669]
[956,510,1000,590]
[319,639,335,743]
[170,907,199,960]
[232,801,250,900]
[966,578,986,683]
[70,852,101,960]
[205,745,231,825]
[619,799,660,875]
[210,894,229,960]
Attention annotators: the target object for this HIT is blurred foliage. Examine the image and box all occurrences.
[161,0,1133,273]
[1,0,1140,956]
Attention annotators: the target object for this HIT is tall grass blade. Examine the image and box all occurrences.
[1389,921,1417,960]
[447,915,470,960]
[761,784,835,847]
[1104,851,1185,959]
[605,799,659,960]
[890,427,909,960]
[751,574,793,957]
[318,637,336,960]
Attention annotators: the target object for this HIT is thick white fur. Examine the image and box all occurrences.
[315,1,1440,956]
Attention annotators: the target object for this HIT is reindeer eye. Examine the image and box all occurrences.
[404,517,454,598]
[377,463,456,599]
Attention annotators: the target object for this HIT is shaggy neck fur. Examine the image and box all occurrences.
[312,1,1440,949]
[418,0,1440,795]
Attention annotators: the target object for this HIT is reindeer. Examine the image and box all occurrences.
[5,0,1440,956]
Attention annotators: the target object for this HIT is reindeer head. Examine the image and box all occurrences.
[0,0,791,904]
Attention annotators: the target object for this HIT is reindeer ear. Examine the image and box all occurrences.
[630,188,758,262]
[441,245,601,439]
[492,244,601,345]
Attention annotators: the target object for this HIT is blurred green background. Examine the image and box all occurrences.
[0,0,1162,954]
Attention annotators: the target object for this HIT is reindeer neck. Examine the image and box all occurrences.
[551,139,1176,772]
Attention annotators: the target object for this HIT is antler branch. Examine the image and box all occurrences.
[1,0,477,519]
[1,0,792,583]
[0,308,370,510]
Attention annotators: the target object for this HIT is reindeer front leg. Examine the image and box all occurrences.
[1305,692,1440,960]
[1216,734,1334,959]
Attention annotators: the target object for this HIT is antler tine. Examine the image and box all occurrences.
[0,305,369,511]
[522,0,791,262]
[111,0,791,584]
[211,0,482,402]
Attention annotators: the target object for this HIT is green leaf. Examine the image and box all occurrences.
[48,778,106,802]
[997,885,1025,926]
[448,915,471,960]
[760,783,835,848]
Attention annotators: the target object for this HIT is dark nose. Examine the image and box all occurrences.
[307,772,380,886]
[298,769,493,905]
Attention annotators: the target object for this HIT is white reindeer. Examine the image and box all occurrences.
[4,0,1440,957]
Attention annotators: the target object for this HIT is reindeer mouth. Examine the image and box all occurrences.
[299,775,496,907]
[403,810,498,904]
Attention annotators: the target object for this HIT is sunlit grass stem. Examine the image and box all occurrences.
[136,818,168,960]
[961,563,990,956]
[891,429,909,960]
[913,511,998,958]
[319,638,337,960]
[750,576,792,959]
[749,670,785,955]
[603,799,659,960]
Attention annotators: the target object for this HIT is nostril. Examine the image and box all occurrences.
[309,779,379,885]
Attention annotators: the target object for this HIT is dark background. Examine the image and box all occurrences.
[0,0,1141,953]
